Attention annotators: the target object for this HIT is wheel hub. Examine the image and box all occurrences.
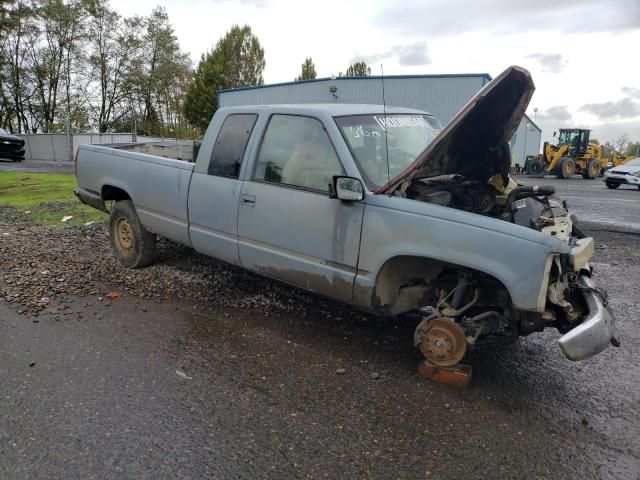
[115,217,134,252]
[415,317,467,367]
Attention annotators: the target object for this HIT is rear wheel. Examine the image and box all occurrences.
[605,181,620,189]
[559,157,575,179]
[582,159,599,179]
[109,200,156,268]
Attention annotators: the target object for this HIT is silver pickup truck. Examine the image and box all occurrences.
[75,66,618,369]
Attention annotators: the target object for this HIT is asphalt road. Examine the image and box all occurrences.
[0,158,73,174]
[517,175,640,233]
[1,175,639,479]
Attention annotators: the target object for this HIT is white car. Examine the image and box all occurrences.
[603,158,640,189]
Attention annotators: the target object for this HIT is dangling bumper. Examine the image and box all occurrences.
[558,275,619,361]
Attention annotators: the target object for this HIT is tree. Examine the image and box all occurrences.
[0,0,34,132]
[135,6,191,135]
[601,141,615,159]
[614,134,629,155]
[25,0,87,132]
[182,52,221,131]
[1,0,192,135]
[86,1,141,132]
[345,61,370,77]
[183,24,265,130]
[295,57,316,81]
[625,141,640,157]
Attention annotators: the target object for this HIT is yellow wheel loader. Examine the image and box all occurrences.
[527,128,628,179]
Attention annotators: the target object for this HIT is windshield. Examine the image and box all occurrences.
[626,158,640,166]
[335,114,441,189]
[0,128,8,135]
[557,130,579,147]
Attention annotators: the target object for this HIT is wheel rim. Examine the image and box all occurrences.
[564,162,573,175]
[114,217,134,252]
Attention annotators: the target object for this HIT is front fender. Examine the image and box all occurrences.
[355,197,565,312]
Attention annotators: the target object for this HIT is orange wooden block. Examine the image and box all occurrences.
[418,360,472,387]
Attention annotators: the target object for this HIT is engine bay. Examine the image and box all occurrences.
[405,174,578,242]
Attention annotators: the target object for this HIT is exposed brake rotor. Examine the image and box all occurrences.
[414,317,467,367]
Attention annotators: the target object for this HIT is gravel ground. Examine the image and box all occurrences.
[0,206,363,321]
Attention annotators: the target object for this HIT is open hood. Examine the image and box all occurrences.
[376,65,535,195]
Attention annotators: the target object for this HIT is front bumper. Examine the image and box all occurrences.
[0,146,25,158]
[603,173,640,185]
[558,275,619,361]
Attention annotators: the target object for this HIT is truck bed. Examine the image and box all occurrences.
[75,144,194,246]
[113,140,197,162]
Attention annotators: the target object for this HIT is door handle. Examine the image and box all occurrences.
[240,194,256,206]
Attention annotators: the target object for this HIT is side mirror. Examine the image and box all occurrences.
[330,176,364,201]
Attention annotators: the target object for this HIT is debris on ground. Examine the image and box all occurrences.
[104,291,121,301]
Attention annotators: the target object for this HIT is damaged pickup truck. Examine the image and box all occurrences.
[75,66,618,371]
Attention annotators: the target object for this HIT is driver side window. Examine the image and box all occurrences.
[253,115,344,192]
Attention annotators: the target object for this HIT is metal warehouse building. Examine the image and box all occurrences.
[218,73,542,167]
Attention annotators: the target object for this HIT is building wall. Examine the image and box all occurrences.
[219,75,489,128]
[511,117,542,168]
[218,75,542,167]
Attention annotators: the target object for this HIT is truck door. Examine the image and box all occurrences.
[188,113,258,266]
[237,114,364,305]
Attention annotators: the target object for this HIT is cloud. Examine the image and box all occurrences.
[580,97,640,120]
[352,41,431,67]
[210,0,268,6]
[584,119,640,144]
[577,86,640,123]
[396,42,431,66]
[535,106,573,125]
[622,86,640,98]
[373,0,639,37]
[525,53,568,73]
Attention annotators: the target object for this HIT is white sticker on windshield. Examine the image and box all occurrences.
[374,116,430,130]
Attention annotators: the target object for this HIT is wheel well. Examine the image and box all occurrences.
[102,185,130,202]
[373,255,512,315]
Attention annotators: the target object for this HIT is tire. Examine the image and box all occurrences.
[605,181,620,189]
[582,159,599,179]
[558,157,575,179]
[527,159,545,176]
[108,200,156,268]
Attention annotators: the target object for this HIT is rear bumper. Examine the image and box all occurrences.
[558,275,619,361]
[74,188,108,213]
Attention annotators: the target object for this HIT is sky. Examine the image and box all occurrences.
[111,0,640,146]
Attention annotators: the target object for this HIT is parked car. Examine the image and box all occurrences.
[0,128,25,162]
[75,66,618,369]
[603,158,640,189]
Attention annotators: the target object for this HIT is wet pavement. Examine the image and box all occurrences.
[1,176,639,479]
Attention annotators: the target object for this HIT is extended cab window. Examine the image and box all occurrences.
[253,115,343,192]
[208,114,258,177]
